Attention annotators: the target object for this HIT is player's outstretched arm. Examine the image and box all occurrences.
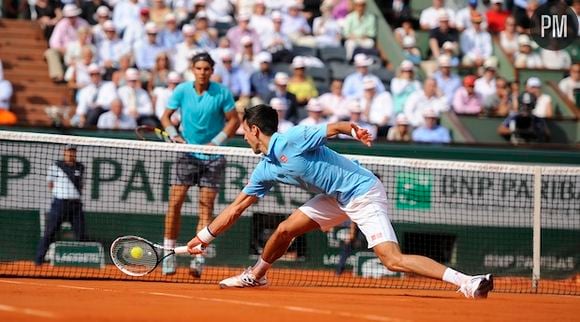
[327,122,373,147]
[186,192,258,254]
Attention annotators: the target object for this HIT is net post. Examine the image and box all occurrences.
[532,167,542,292]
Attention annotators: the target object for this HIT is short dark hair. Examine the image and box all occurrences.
[191,52,215,68]
[243,104,278,136]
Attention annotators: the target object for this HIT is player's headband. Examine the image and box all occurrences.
[191,52,215,68]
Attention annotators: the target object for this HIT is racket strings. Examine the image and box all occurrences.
[111,240,159,276]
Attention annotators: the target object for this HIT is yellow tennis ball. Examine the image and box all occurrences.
[130,246,144,259]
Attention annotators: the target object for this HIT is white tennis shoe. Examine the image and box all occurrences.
[162,252,176,275]
[459,274,494,299]
[219,267,268,288]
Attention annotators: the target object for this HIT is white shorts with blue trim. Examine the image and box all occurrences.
[299,179,398,248]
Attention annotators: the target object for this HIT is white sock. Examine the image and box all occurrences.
[164,239,176,251]
[252,257,272,278]
[442,268,470,287]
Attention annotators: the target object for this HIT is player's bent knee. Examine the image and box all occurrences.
[273,221,297,241]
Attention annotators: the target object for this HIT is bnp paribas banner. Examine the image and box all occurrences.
[1,143,579,230]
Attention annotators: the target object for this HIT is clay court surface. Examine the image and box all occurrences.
[1,278,579,322]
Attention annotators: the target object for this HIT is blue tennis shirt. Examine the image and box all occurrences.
[243,124,377,206]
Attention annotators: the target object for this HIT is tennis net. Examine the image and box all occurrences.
[0,130,578,295]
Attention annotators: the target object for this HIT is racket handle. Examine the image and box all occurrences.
[174,245,205,254]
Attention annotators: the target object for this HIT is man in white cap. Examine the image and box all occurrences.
[428,9,459,59]
[134,22,165,71]
[359,76,394,137]
[401,36,421,65]
[342,53,385,99]
[391,60,422,115]
[420,0,456,31]
[117,68,156,126]
[112,0,141,35]
[387,114,412,142]
[299,98,327,125]
[459,12,492,67]
[97,98,137,130]
[282,1,313,46]
[92,6,112,46]
[270,97,295,133]
[97,20,130,71]
[513,34,543,69]
[250,0,275,41]
[81,0,111,25]
[342,0,376,60]
[173,24,199,75]
[213,49,251,101]
[474,58,497,98]
[73,63,117,127]
[411,108,451,143]
[158,13,183,52]
[45,4,89,82]
[525,77,553,119]
[261,10,293,63]
[433,55,461,106]
[227,13,261,55]
[266,72,299,123]
[250,52,275,101]
[404,78,448,127]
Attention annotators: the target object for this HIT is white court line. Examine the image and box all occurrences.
[56,285,95,290]
[0,280,45,286]
[147,292,192,299]
[0,304,56,318]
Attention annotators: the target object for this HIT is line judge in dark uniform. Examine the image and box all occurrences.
[35,144,86,266]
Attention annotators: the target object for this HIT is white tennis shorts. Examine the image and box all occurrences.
[299,179,398,248]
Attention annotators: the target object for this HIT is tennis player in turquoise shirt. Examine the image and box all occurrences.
[186,104,493,299]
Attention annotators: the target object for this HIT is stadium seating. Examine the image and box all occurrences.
[318,46,347,63]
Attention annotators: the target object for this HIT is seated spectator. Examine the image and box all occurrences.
[499,16,519,60]
[227,13,262,56]
[112,0,141,35]
[391,60,422,116]
[312,0,342,48]
[111,54,132,87]
[456,0,485,32]
[117,68,157,126]
[152,72,181,122]
[299,99,327,125]
[460,13,492,68]
[73,64,117,127]
[97,98,137,130]
[359,77,394,137]
[342,0,377,60]
[147,52,171,93]
[498,92,549,144]
[559,63,580,102]
[526,77,553,119]
[173,24,198,75]
[64,26,94,67]
[287,57,318,107]
[387,114,412,142]
[318,79,350,122]
[270,97,295,133]
[433,55,461,107]
[540,49,572,70]
[193,11,218,51]
[80,0,110,26]
[213,50,251,101]
[514,0,539,34]
[486,0,510,34]
[92,6,111,47]
[342,53,385,99]
[65,46,96,91]
[514,35,543,69]
[412,108,451,143]
[97,20,130,72]
[24,0,62,41]
[45,4,89,82]
[0,60,17,125]
[205,0,235,23]
[235,36,258,75]
[158,13,183,53]
[250,0,275,42]
[420,0,456,31]
[404,78,448,127]
[265,72,300,123]
[261,11,294,64]
[150,0,170,27]
[282,1,314,46]
[428,10,459,59]
[134,23,166,71]
[401,36,422,65]
[441,41,460,67]
[250,52,275,102]
[394,17,416,47]
[483,77,515,117]
[122,7,149,51]
[452,75,483,115]
[474,59,498,98]
[339,100,377,140]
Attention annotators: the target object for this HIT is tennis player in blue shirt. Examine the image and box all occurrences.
[186,104,493,298]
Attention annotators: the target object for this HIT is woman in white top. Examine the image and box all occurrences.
[526,77,553,119]
[312,1,342,48]
[499,16,518,59]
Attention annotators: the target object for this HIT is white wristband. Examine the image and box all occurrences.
[165,126,179,138]
[196,226,216,244]
[351,128,359,140]
[211,131,228,146]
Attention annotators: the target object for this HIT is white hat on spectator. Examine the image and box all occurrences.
[270,97,288,111]
[238,12,251,21]
[63,4,82,18]
[396,114,410,125]
[241,35,253,46]
[348,101,363,113]
[518,34,532,46]
[483,56,498,69]
[491,0,504,3]
[196,10,208,19]
[402,36,416,48]
[442,41,456,51]
[354,53,373,67]
[145,22,158,34]
[400,60,414,71]
[126,68,140,81]
[103,20,116,31]
[526,77,542,87]
[271,11,283,21]
[194,0,206,5]
[168,71,182,83]
[422,108,440,118]
[182,24,195,35]
[353,0,367,4]
[275,72,289,85]
[165,13,177,22]
[288,1,304,9]
[96,6,110,17]
[306,99,323,112]
[438,55,452,68]
[220,49,234,61]
[292,56,306,69]
[88,63,102,74]
[438,9,450,21]
[362,76,376,90]
[256,52,272,64]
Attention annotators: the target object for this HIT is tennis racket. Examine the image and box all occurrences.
[110,235,203,276]
[135,125,173,142]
